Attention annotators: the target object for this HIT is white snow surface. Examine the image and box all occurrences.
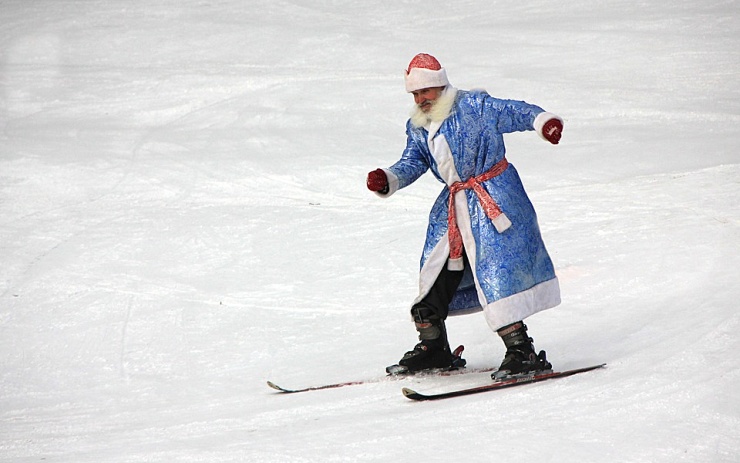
[1,1,739,461]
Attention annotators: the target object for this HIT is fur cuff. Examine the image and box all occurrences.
[534,112,563,141]
[374,168,399,198]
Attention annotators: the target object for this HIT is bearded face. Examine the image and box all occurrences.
[409,86,457,129]
[412,87,444,113]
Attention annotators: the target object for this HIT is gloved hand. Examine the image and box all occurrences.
[542,118,563,145]
[367,168,389,194]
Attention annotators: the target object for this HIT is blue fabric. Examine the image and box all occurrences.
[388,90,557,314]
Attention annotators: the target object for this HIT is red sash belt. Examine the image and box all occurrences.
[447,157,511,269]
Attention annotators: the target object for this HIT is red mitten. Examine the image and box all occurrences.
[542,118,563,145]
[367,169,389,193]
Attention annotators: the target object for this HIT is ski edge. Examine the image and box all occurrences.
[402,363,607,401]
[267,366,497,394]
[266,379,367,394]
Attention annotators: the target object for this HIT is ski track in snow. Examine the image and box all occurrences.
[1,1,739,462]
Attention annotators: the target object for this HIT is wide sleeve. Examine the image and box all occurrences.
[483,95,546,134]
[379,122,431,197]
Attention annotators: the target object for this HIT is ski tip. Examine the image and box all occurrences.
[267,381,290,392]
[402,387,431,401]
[588,363,607,370]
[401,387,418,397]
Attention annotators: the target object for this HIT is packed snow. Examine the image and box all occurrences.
[1,1,738,461]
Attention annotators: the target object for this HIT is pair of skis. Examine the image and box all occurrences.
[267,360,606,401]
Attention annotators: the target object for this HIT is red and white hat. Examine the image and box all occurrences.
[404,53,449,93]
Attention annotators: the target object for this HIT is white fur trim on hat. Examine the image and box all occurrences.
[405,67,449,93]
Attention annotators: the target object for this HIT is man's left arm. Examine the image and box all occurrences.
[491,97,563,145]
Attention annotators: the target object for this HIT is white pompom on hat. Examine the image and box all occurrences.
[404,53,450,93]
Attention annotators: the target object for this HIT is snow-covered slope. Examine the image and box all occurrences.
[1,1,738,461]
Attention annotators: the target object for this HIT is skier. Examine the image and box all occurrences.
[367,53,564,379]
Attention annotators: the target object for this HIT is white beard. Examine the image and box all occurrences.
[409,86,458,129]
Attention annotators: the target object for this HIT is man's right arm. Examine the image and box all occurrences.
[367,123,431,197]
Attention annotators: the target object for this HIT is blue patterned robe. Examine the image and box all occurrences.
[382,88,560,330]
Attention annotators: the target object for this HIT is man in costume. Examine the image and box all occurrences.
[367,53,564,378]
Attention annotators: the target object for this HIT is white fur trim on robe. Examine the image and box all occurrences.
[483,278,561,330]
[415,129,489,309]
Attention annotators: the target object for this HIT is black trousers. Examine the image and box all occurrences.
[412,252,470,321]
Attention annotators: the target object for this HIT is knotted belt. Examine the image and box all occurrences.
[447,157,512,270]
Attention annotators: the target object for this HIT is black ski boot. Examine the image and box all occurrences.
[386,306,463,375]
[492,321,552,381]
